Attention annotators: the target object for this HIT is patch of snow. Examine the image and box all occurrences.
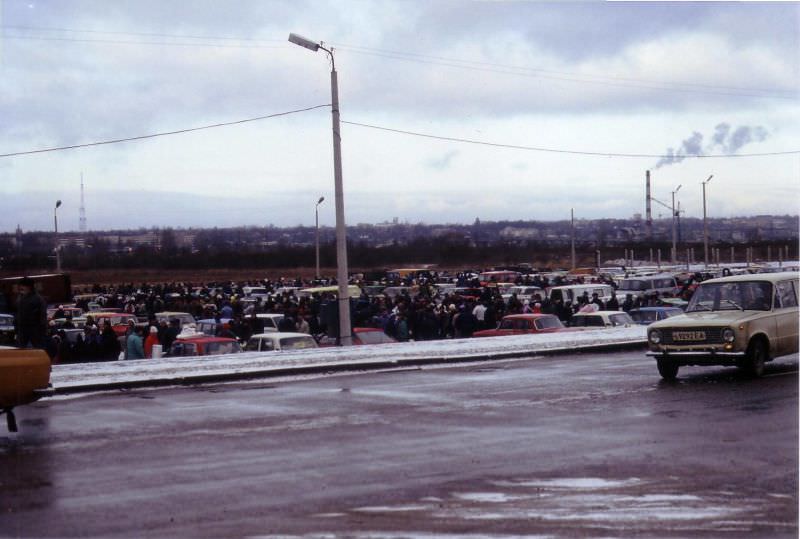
[51,327,646,391]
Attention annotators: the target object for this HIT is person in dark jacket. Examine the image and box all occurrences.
[100,321,121,361]
[16,277,47,349]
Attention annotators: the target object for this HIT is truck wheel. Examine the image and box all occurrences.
[657,359,679,381]
[742,340,767,378]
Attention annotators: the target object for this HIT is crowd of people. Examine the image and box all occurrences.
[10,269,698,363]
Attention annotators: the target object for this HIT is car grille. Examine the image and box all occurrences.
[662,327,724,345]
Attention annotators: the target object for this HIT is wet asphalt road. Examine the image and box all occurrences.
[1,349,797,539]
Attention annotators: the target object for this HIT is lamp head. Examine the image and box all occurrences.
[675,184,682,193]
[317,196,325,205]
[288,33,320,52]
[55,200,62,209]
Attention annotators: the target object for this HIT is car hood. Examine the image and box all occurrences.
[651,310,766,328]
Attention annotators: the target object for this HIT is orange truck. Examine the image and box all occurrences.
[0,347,52,432]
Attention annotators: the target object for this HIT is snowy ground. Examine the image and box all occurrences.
[51,327,647,393]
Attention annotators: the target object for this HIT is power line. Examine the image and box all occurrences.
[1,34,283,50]
[0,105,331,158]
[340,120,800,159]
[4,24,796,100]
[336,47,796,101]
[334,43,796,98]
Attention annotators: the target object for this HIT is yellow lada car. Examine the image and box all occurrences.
[646,272,799,380]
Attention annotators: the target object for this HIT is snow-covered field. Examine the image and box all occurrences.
[51,327,647,392]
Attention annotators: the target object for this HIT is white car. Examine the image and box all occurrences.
[501,286,545,304]
[245,332,318,352]
[255,313,285,333]
[570,310,634,328]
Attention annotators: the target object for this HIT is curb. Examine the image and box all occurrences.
[51,339,647,395]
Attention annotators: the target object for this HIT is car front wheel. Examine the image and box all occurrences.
[657,358,679,381]
[741,339,767,378]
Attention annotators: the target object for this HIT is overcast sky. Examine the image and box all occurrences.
[1,0,798,232]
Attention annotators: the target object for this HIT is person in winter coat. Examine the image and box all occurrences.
[126,327,145,360]
[144,326,160,358]
[16,277,47,349]
[100,321,121,361]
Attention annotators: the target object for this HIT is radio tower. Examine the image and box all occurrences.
[79,173,87,233]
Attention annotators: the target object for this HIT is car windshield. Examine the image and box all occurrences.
[687,281,773,312]
[357,331,393,345]
[280,337,316,350]
[205,342,240,355]
[630,310,658,323]
[620,280,648,291]
[535,316,564,330]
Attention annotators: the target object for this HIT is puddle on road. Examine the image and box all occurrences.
[323,475,794,535]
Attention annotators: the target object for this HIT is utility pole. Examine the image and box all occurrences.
[702,175,713,267]
[54,200,62,272]
[571,208,576,270]
[671,184,682,263]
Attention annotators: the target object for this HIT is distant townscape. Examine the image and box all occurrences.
[1,214,797,272]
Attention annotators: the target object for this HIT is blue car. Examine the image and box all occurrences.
[628,307,683,325]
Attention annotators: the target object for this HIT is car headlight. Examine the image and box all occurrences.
[722,328,735,343]
[648,329,662,344]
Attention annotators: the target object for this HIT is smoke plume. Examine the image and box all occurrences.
[654,123,770,169]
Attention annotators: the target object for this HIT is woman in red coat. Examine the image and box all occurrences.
[144,326,160,359]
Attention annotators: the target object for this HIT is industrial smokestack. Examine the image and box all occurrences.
[645,170,652,239]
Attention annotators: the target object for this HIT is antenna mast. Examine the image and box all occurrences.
[79,173,87,232]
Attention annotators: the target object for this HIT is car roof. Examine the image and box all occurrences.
[700,271,799,285]
[250,332,312,339]
[176,335,236,342]
[630,306,681,312]
[502,314,554,320]
[575,311,628,316]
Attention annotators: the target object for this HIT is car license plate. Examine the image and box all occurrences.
[673,331,706,342]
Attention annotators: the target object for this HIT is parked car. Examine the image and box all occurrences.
[86,312,139,336]
[616,274,679,300]
[245,332,319,352]
[170,335,242,357]
[255,313,285,333]
[196,318,232,336]
[501,286,545,304]
[646,272,799,380]
[570,311,634,328]
[155,311,196,328]
[628,307,684,325]
[318,327,397,346]
[473,314,568,338]
[547,283,616,305]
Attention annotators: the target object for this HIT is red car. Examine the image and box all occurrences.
[169,335,242,357]
[318,327,397,347]
[88,313,139,337]
[473,314,569,338]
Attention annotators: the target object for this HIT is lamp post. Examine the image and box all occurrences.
[289,32,352,345]
[702,175,713,267]
[54,199,62,272]
[315,196,325,280]
[671,184,681,263]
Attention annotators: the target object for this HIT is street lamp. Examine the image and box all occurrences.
[315,196,325,280]
[289,32,352,346]
[702,175,713,267]
[671,184,681,264]
[54,199,62,272]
